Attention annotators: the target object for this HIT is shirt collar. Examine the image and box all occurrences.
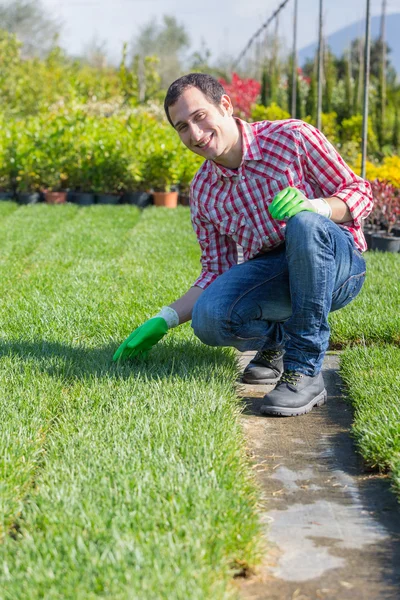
[209,119,263,182]
[239,118,263,162]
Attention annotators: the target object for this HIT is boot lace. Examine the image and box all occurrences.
[280,370,304,386]
[254,349,282,363]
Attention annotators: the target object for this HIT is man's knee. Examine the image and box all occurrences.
[191,292,228,346]
[285,211,328,248]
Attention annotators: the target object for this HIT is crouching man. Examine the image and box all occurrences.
[114,73,372,417]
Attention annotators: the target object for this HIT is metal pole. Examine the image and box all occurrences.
[316,0,323,129]
[380,0,387,140]
[361,0,371,179]
[291,0,298,117]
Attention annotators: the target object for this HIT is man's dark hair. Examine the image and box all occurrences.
[164,73,226,127]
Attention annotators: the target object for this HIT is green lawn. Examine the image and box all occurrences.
[1,201,399,596]
[0,203,261,599]
[329,251,400,347]
[339,345,400,497]
[330,250,400,499]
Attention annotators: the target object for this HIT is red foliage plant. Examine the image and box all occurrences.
[369,179,400,234]
[218,73,261,119]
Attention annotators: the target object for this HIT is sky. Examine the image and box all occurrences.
[41,0,400,65]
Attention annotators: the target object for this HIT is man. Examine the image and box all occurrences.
[114,73,372,417]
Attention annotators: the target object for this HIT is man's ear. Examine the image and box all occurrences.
[220,94,234,116]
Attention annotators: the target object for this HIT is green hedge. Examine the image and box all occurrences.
[0,109,203,195]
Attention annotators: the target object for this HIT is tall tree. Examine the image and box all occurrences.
[132,15,190,89]
[322,47,336,113]
[260,67,271,107]
[0,0,60,57]
[305,69,317,121]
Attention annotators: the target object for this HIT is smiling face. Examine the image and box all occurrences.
[168,86,242,168]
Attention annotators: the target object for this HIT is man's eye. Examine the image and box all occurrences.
[196,113,205,120]
[178,124,188,132]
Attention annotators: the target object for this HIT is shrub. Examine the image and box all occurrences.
[368,179,400,233]
[341,114,379,156]
[251,102,290,122]
[219,73,261,119]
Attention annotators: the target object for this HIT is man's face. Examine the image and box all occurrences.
[168,86,237,164]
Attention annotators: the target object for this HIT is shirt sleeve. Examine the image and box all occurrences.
[295,122,374,225]
[190,187,238,289]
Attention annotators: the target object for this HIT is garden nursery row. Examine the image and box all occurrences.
[0,108,399,250]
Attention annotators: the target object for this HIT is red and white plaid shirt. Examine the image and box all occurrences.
[190,118,373,289]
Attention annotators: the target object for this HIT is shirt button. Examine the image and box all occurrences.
[241,176,246,180]
[230,227,235,232]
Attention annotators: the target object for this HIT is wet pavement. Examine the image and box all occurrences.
[236,353,400,600]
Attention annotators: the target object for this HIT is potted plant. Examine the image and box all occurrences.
[0,127,14,200]
[11,139,42,205]
[40,166,68,204]
[142,145,181,208]
[177,150,203,206]
[0,120,40,204]
[63,120,95,205]
[90,127,131,204]
[34,116,72,204]
[369,179,400,252]
[65,149,96,206]
[120,157,152,208]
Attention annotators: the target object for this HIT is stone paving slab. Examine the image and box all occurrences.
[235,353,400,600]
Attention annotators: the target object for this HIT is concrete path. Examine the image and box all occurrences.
[236,353,400,600]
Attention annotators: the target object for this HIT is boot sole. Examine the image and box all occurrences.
[260,388,327,417]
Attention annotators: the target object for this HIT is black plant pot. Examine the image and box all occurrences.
[371,233,400,253]
[0,191,14,201]
[68,192,95,206]
[178,193,190,206]
[95,193,120,205]
[392,226,400,238]
[121,191,153,208]
[17,192,41,205]
[364,230,373,249]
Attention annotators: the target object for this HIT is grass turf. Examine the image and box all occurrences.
[0,203,261,599]
[329,251,400,347]
[339,345,400,498]
[329,249,400,499]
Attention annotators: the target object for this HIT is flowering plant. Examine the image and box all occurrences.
[218,73,261,119]
[368,179,400,234]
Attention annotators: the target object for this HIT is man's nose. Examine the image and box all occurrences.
[189,122,202,141]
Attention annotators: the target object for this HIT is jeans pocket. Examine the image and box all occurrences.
[331,271,366,312]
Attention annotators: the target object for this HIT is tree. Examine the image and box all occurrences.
[188,39,212,72]
[81,36,108,69]
[131,15,190,89]
[322,47,337,113]
[119,43,160,106]
[392,102,399,154]
[305,70,317,121]
[0,0,60,57]
[349,37,396,84]
[260,67,271,107]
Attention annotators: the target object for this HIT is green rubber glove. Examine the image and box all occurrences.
[269,187,316,220]
[113,317,169,361]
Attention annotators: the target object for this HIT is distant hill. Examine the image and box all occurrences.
[298,13,400,75]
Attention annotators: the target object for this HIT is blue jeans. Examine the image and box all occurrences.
[191,212,366,376]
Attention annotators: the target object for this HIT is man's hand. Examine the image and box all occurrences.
[113,317,169,361]
[269,187,331,220]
